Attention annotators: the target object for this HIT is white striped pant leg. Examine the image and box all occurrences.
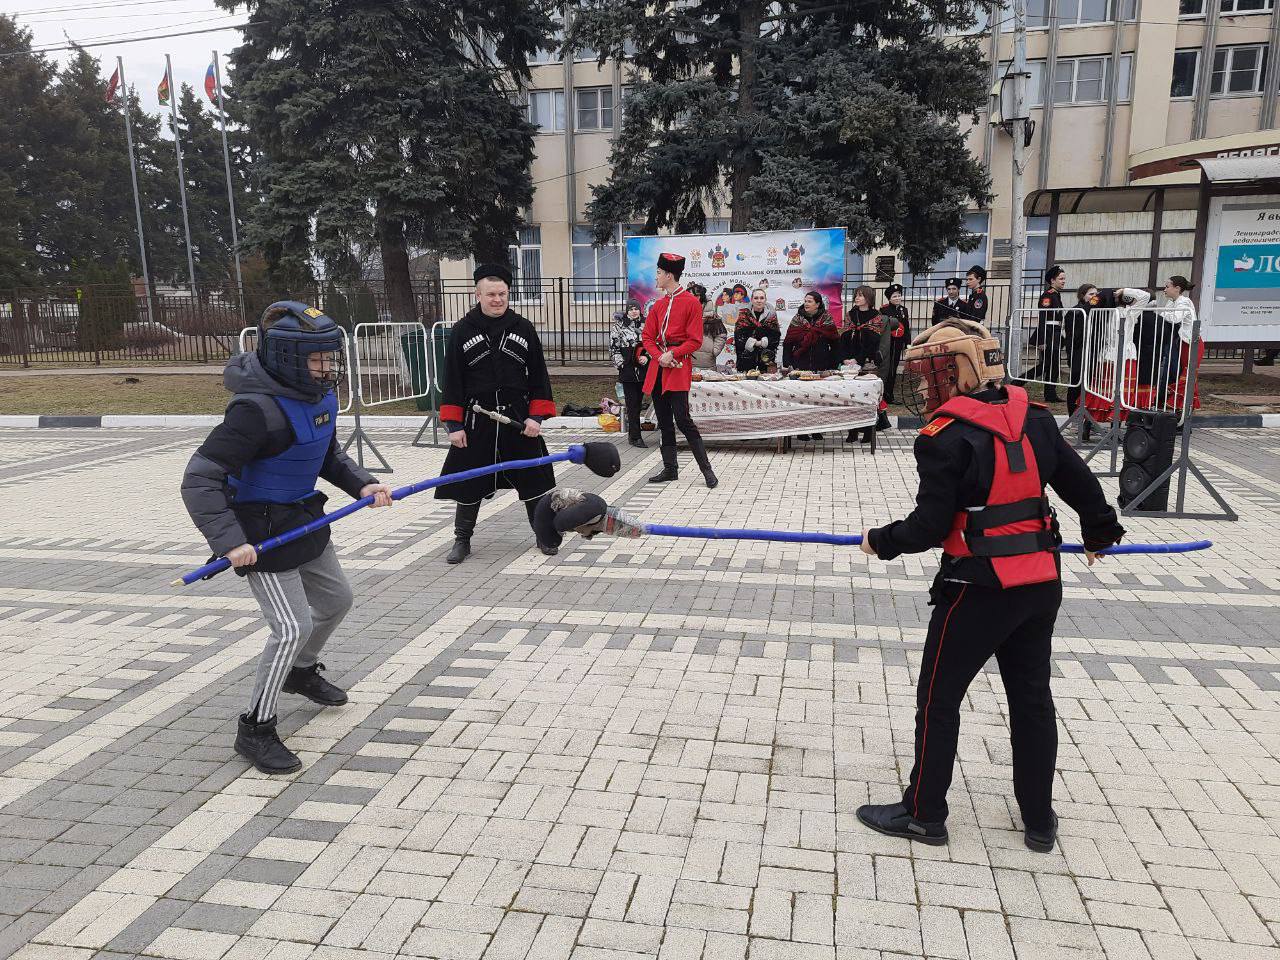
[245,567,314,721]
[293,544,354,670]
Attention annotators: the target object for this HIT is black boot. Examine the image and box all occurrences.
[648,446,678,483]
[629,436,648,448]
[235,714,301,775]
[1024,812,1058,853]
[688,432,716,488]
[447,502,478,564]
[845,429,858,443]
[856,802,948,846]
[282,662,347,706]
[876,409,891,431]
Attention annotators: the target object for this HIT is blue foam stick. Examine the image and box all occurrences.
[639,523,1211,557]
[173,445,589,587]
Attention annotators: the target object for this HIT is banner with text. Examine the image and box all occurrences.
[624,228,847,341]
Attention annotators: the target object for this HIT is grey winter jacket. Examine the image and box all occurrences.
[180,352,374,570]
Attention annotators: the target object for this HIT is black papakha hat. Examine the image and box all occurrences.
[473,262,513,286]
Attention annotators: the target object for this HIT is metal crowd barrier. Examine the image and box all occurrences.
[1006,306,1088,399]
[1066,309,1232,521]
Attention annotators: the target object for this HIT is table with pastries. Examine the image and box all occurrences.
[685,371,884,449]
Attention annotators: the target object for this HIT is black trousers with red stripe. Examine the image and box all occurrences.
[903,577,1062,829]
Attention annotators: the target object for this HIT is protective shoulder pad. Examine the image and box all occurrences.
[228,392,287,433]
[920,416,955,437]
[1029,400,1050,410]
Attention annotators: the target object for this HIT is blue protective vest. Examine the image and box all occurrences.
[228,392,338,504]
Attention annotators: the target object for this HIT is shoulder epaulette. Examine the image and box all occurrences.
[920,416,954,437]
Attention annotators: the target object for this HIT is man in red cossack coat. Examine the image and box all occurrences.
[642,252,718,488]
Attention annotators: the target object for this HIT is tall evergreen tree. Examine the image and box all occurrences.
[49,49,148,281]
[0,16,61,288]
[570,0,994,270]
[219,0,554,319]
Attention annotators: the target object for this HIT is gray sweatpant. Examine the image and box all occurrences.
[244,544,354,721]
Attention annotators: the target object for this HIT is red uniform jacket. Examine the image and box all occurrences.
[642,287,703,394]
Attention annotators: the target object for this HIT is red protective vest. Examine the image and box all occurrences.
[933,386,1059,588]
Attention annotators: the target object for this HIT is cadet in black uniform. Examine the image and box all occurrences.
[962,265,988,322]
[1017,264,1068,403]
[930,278,966,324]
[857,317,1124,851]
[437,263,559,564]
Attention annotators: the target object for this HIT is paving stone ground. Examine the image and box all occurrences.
[0,423,1278,960]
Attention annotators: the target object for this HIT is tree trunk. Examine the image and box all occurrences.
[377,213,418,324]
[729,0,764,233]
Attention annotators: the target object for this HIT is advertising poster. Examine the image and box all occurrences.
[1199,197,1280,340]
[624,228,848,358]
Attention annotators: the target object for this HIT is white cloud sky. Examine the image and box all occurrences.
[1,0,247,120]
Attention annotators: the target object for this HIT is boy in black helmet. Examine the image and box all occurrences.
[181,302,393,774]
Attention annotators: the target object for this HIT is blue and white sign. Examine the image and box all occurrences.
[1200,197,1280,340]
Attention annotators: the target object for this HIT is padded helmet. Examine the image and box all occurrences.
[901,318,1006,416]
[257,301,346,395]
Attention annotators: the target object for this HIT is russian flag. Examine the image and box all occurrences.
[204,62,218,105]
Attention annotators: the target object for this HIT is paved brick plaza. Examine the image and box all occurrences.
[0,424,1278,960]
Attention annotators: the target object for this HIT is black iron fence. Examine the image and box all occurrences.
[6,277,1250,368]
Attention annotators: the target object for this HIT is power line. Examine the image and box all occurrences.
[0,20,248,59]
[6,0,200,16]
[19,8,217,25]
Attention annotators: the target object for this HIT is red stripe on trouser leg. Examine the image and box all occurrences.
[912,584,968,819]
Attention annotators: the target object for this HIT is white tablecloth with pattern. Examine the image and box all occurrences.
[687,376,883,440]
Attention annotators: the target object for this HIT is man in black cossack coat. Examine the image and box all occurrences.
[436,263,559,564]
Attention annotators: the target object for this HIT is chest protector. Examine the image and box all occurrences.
[228,392,338,504]
[935,386,1060,587]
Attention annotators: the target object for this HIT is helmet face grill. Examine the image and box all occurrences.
[257,302,346,395]
[903,353,960,417]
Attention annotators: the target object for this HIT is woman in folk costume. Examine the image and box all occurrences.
[734,287,780,373]
[783,290,840,442]
[840,285,895,443]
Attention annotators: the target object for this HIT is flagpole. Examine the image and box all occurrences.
[212,50,244,323]
[165,53,199,298]
[116,57,153,321]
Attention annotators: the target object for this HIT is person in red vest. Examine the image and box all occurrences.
[642,252,718,488]
[856,317,1125,852]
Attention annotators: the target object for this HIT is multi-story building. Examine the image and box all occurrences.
[441,0,1280,303]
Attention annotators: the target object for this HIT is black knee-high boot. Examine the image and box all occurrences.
[649,445,679,483]
[686,431,718,489]
[447,501,480,564]
[525,498,558,555]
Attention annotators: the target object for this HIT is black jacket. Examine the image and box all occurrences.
[436,305,557,504]
[181,352,374,573]
[931,297,967,324]
[868,387,1124,587]
[963,288,988,322]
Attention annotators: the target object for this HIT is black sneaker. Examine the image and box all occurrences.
[1024,812,1058,853]
[235,714,302,775]
[446,538,470,564]
[283,662,348,706]
[856,802,948,846]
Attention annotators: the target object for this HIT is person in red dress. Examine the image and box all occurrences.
[642,252,718,488]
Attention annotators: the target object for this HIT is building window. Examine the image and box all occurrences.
[1172,49,1199,97]
[576,87,615,131]
[997,60,1047,107]
[1051,55,1132,105]
[1211,45,1268,95]
[526,90,565,132]
[571,225,623,302]
[1180,0,1204,13]
[999,0,1133,30]
[530,21,563,64]
[705,217,731,234]
[903,212,990,287]
[508,226,543,303]
[1027,216,1050,278]
[1221,0,1273,13]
